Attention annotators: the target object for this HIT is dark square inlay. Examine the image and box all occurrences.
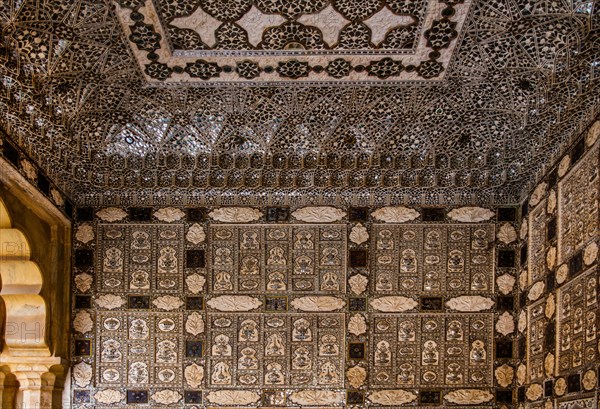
[186,250,205,268]
[76,207,94,222]
[496,340,513,358]
[544,379,554,397]
[569,252,583,276]
[127,390,148,404]
[74,249,94,268]
[420,297,443,311]
[129,207,152,221]
[75,339,92,356]
[519,292,527,308]
[3,142,19,166]
[348,342,365,359]
[37,174,50,195]
[73,390,91,403]
[75,295,92,309]
[521,200,529,217]
[349,298,366,311]
[349,250,368,268]
[497,296,514,311]
[517,386,525,402]
[498,250,515,268]
[349,207,368,222]
[347,391,364,405]
[547,217,557,241]
[186,296,203,310]
[266,207,289,221]
[520,245,528,265]
[422,207,445,221]
[420,391,441,405]
[496,390,512,403]
[567,373,581,393]
[571,138,585,163]
[544,324,555,352]
[518,337,526,359]
[548,168,558,187]
[546,271,555,292]
[266,296,287,311]
[497,207,517,221]
[128,295,150,310]
[186,207,204,222]
[184,391,202,404]
[186,340,203,357]
[64,200,73,217]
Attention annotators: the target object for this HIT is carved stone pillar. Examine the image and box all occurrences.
[0,359,67,409]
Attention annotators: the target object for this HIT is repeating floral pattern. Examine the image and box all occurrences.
[71,203,524,408]
[0,0,597,207]
[521,131,600,408]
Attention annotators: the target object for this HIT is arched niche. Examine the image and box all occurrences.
[0,157,71,408]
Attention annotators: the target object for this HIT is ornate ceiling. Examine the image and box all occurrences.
[0,0,598,205]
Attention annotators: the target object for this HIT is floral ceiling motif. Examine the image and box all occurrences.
[0,0,598,205]
[114,0,470,83]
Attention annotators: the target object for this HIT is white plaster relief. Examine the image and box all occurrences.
[154,207,185,222]
[348,274,368,295]
[288,390,343,406]
[291,206,346,223]
[547,189,556,213]
[445,296,494,311]
[582,369,597,390]
[206,390,261,405]
[96,207,127,222]
[184,363,204,388]
[349,223,369,244]
[496,312,514,336]
[371,296,418,312]
[152,295,184,311]
[558,155,571,177]
[368,390,417,405]
[496,273,516,295]
[526,384,543,401]
[348,313,367,336]
[528,281,545,301]
[94,389,124,404]
[73,310,93,334]
[74,273,93,293]
[544,353,554,377]
[517,363,526,385]
[494,364,514,388]
[545,294,555,319]
[371,206,419,223]
[95,294,126,310]
[529,182,547,207]
[584,241,598,265]
[185,312,204,336]
[209,207,262,223]
[447,206,494,222]
[518,310,527,333]
[520,218,528,239]
[21,159,37,181]
[75,223,94,243]
[497,223,516,244]
[73,362,93,387]
[151,390,182,405]
[290,296,346,311]
[207,295,262,311]
[587,120,600,147]
[185,273,205,294]
[346,365,367,388]
[186,223,206,244]
[444,389,494,404]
